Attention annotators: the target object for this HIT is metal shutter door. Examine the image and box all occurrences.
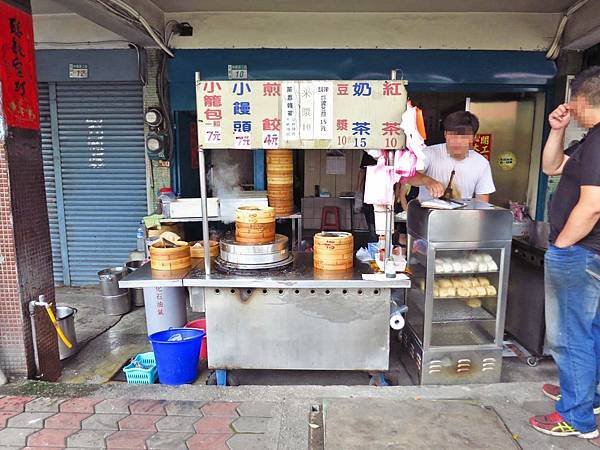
[39,83,64,285]
[56,82,147,285]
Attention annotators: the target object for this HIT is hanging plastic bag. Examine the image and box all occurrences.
[394,148,418,181]
[364,156,395,206]
[400,101,427,171]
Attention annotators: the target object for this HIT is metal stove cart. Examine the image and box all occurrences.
[401,199,513,385]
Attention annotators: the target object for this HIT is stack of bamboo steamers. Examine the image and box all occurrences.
[313,231,354,271]
[150,241,191,271]
[266,149,294,216]
[236,206,276,244]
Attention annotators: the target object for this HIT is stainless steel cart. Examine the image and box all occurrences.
[185,252,410,382]
[401,199,513,384]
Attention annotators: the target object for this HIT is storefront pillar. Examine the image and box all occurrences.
[0,0,60,380]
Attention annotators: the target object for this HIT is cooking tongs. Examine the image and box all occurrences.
[439,170,465,207]
[440,170,456,201]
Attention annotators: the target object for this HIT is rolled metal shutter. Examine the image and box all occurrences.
[39,83,64,285]
[56,82,147,285]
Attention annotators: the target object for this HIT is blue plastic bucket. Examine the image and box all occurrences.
[148,328,205,385]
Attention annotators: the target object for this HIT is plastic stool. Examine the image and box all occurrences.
[321,206,341,231]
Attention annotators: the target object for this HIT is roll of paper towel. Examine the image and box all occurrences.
[390,303,407,330]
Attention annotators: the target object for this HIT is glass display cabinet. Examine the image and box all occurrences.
[401,199,513,384]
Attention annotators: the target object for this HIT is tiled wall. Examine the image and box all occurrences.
[0,128,60,380]
[0,139,28,377]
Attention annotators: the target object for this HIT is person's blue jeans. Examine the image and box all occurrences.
[545,244,600,433]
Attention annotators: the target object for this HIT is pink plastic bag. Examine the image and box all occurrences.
[364,157,395,206]
[394,148,417,181]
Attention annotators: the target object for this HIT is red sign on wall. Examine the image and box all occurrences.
[0,2,39,130]
[473,133,492,160]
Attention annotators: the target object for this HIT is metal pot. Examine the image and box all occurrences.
[56,306,77,360]
[125,260,145,307]
[131,288,145,307]
[125,260,143,272]
[97,267,128,296]
[102,291,131,316]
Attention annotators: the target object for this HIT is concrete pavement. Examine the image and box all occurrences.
[1,380,600,449]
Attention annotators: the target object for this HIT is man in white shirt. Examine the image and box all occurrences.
[408,111,496,202]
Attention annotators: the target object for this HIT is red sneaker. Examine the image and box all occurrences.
[542,384,600,414]
[529,412,599,438]
[542,383,561,401]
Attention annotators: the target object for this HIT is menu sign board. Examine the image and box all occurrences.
[196,79,407,150]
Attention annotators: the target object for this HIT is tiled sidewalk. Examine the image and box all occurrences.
[0,395,278,449]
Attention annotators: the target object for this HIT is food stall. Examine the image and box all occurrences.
[121,74,414,385]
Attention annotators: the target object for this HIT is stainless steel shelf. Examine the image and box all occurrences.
[161,212,301,223]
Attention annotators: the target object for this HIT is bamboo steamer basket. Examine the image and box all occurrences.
[314,268,354,280]
[267,158,293,167]
[266,149,292,159]
[267,183,293,213]
[236,222,276,244]
[268,191,293,200]
[268,195,293,203]
[271,205,294,216]
[150,241,191,271]
[190,240,219,258]
[267,148,293,213]
[267,149,292,155]
[151,257,192,271]
[267,173,293,184]
[267,149,293,185]
[270,200,294,209]
[268,183,293,192]
[236,206,276,224]
[313,231,354,271]
[235,207,276,244]
[235,236,276,244]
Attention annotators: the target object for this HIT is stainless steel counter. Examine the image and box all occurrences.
[183,252,411,289]
[118,260,200,288]
[120,253,410,289]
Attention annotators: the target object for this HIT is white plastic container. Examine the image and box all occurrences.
[157,187,176,218]
[169,198,220,218]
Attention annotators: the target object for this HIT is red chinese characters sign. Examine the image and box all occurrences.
[0,2,39,130]
[473,133,492,160]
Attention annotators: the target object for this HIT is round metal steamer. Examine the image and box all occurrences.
[217,234,293,269]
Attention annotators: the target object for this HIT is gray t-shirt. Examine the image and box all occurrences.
[418,143,496,201]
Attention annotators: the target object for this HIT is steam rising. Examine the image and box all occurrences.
[209,159,242,223]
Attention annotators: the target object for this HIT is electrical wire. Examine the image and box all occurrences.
[545,0,590,60]
[35,39,130,46]
[98,0,174,57]
[129,42,147,86]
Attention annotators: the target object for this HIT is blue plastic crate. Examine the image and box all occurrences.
[123,352,157,384]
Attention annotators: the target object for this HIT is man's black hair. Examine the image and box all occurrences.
[571,66,600,107]
[443,111,480,135]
